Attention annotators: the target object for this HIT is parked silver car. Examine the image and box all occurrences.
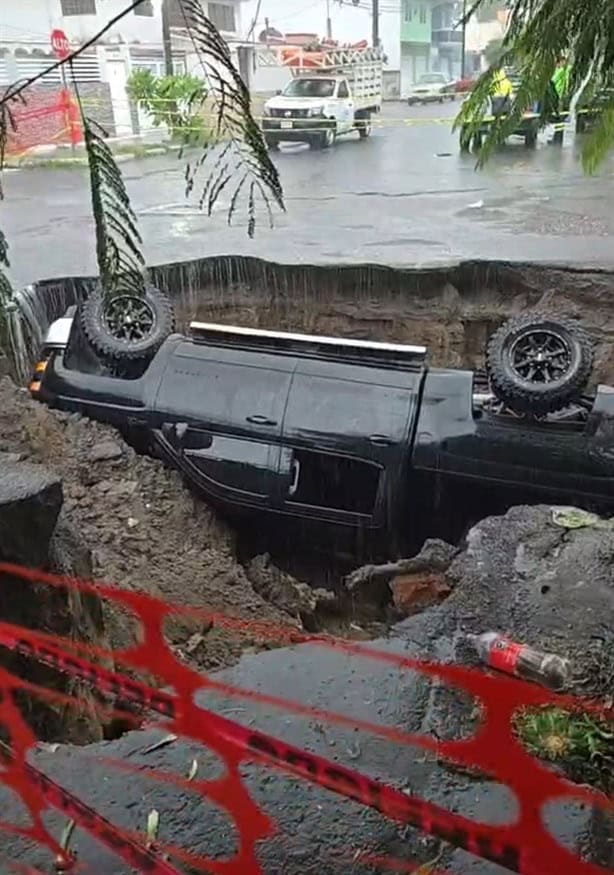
[407,72,455,105]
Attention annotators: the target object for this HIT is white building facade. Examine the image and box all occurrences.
[0,1,245,83]
[1,1,244,47]
[1,1,247,137]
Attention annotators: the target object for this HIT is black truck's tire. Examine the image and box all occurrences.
[486,313,594,416]
[265,136,280,151]
[80,284,175,364]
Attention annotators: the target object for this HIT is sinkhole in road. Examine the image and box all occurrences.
[8,254,614,386]
[3,255,614,746]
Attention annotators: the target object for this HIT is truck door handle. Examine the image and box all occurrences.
[288,459,300,496]
[246,415,277,426]
[370,434,392,447]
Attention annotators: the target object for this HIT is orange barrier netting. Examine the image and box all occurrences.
[0,561,611,874]
[5,88,81,157]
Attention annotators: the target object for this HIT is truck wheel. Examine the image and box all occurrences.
[265,136,279,151]
[486,313,594,416]
[525,128,538,148]
[460,126,472,152]
[312,128,335,149]
[81,284,175,364]
[357,113,372,138]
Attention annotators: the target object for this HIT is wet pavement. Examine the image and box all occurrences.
[4,103,614,288]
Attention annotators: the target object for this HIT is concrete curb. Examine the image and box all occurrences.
[6,143,176,169]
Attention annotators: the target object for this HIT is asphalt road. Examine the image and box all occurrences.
[4,102,614,288]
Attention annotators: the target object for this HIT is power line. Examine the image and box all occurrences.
[246,0,263,41]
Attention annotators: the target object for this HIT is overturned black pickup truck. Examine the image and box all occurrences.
[29,286,614,558]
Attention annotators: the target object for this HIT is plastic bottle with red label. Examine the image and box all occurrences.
[467,632,571,691]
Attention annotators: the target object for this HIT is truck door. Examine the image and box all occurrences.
[153,341,296,510]
[279,359,421,530]
[336,79,353,131]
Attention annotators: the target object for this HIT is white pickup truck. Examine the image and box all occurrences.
[260,46,383,150]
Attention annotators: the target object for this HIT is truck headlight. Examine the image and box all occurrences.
[308,106,324,117]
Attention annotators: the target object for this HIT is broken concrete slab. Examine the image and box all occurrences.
[90,440,124,463]
[246,553,338,630]
[0,459,62,567]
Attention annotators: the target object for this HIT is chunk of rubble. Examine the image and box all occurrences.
[246,553,337,630]
[345,538,458,617]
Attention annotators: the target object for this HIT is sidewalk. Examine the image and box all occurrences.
[5,137,183,169]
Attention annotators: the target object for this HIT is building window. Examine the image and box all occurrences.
[208,2,236,32]
[403,0,411,21]
[60,0,97,14]
[134,0,154,16]
[166,0,186,27]
[419,5,427,23]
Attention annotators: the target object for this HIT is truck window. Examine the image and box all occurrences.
[283,78,336,98]
[288,450,381,516]
[337,81,350,98]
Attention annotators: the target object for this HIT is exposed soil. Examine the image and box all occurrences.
[0,379,390,689]
[17,259,614,390]
[151,258,614,386]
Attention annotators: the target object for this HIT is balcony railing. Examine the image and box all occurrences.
[431,28,463,45]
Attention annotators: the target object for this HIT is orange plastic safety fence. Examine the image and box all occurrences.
[0,561,611,875]
[5,88,81,156]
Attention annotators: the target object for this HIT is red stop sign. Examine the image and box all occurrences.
[50,28,70,60]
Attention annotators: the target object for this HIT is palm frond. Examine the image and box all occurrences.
[177,0,284,236]
[0,229,15,330]
[457,0,614,170]
[0,85,22,313]
[82,117,146,299]
[582,104,614,173]
[0,82,28,196]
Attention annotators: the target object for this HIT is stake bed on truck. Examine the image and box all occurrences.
[260,46,383,149]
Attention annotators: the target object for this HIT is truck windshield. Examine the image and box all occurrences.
[283,78,336,98]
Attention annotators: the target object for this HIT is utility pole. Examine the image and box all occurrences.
[372,0,379,48]
[161,0,173,76]
[460,0,467,79]
[326,0,333,40]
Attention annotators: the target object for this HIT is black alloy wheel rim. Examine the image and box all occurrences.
[104,296,155,343]
[509,329,572,384]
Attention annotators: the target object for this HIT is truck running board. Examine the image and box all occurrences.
[189,321,427,370]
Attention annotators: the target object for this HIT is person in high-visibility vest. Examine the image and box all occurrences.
[491,67,513,116]
[551,57,571,108]
[549,56,572,144]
